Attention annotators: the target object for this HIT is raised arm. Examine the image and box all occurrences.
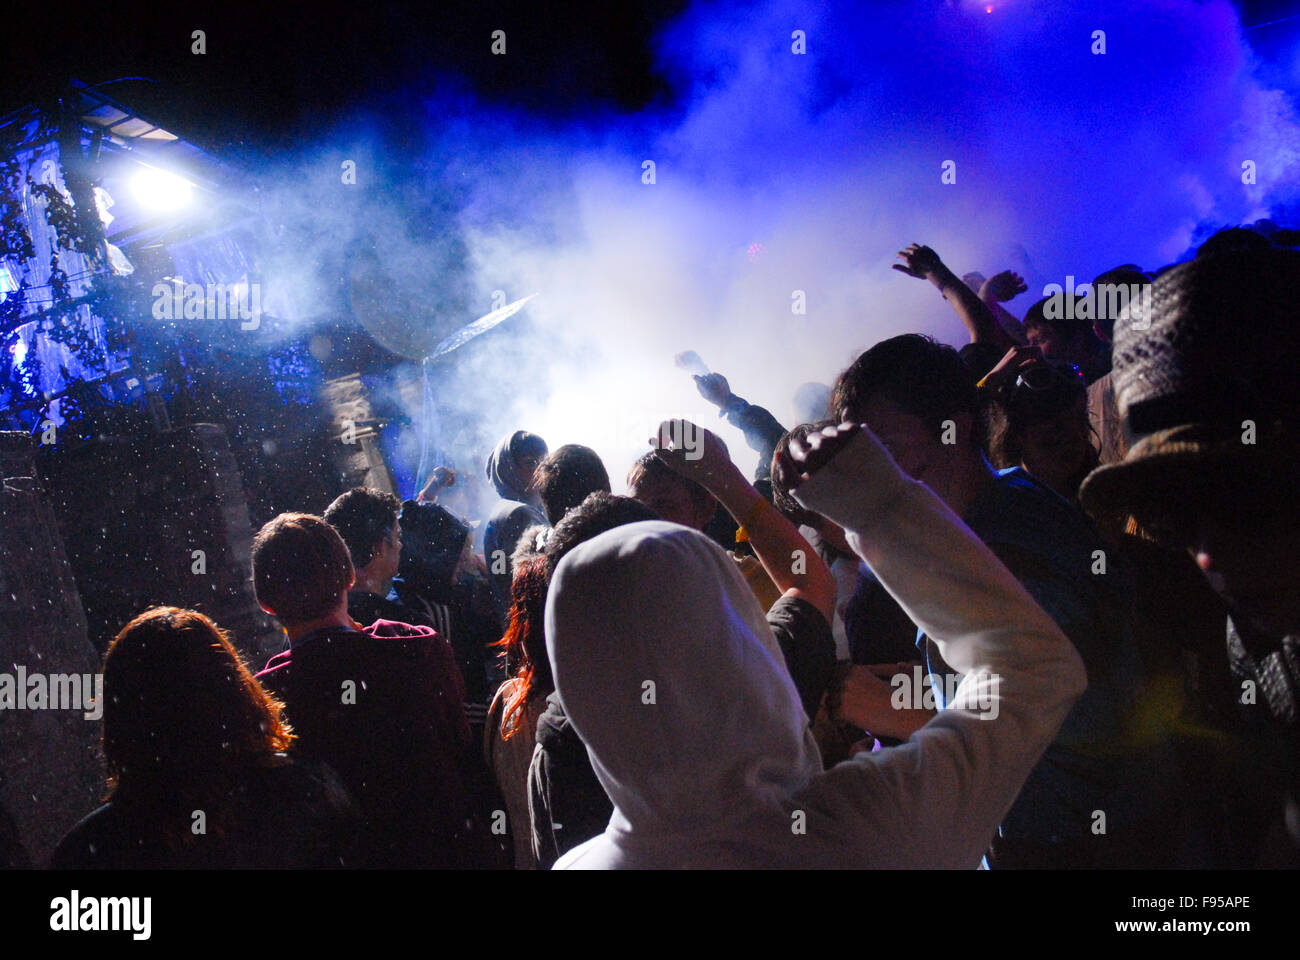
[977,270,1029,344]
[693,372,788,481]
[894,244,1017,354]
[780,423,1086,868]
[652,419,836,623]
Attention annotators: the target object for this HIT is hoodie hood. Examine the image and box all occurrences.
[485,430,546,502]
[544,520,821,863]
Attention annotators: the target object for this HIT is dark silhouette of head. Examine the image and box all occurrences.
[534,444,612,526]
[1196,226,1272,260]
[324,487,403,570]
[101,607,293,835]
[626,452,715,530]
[545,491,660,577]
[771,420,837,530]
[252,513,354,626]
[833,334,983,448]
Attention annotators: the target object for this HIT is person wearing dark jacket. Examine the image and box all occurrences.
[251,512,507,869]
[529,691,613,870]
[1079,248,1300,866]
[824,333,1173,868]
[396,498,503,741]
[693,372,787,482]
[51,607,355,870]
[483,431,549,620]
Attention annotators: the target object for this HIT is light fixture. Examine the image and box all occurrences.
[130,166,194,211]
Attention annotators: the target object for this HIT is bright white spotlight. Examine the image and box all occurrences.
[130,167,194,211]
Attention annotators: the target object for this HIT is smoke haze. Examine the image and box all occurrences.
[248,0,1300,486]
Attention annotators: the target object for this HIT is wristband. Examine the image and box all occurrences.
[735,496,770,543]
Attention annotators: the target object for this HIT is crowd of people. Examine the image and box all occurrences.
[44,225,1300,869]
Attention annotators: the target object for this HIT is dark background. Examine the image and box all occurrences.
[1,1,1285,149]
[1,1,692,148]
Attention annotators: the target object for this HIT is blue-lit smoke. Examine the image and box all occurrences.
[256,0,1300,486]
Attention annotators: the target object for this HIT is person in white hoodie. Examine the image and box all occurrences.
[548,422,1086,869]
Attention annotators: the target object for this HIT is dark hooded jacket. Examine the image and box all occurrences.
[483,431,547,618]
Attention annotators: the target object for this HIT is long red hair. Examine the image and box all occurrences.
[101,607,294,844]
[493,556,552,738]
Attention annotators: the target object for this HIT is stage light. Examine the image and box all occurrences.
[130,167,194,211]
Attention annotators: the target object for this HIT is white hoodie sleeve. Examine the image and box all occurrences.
[790,429,1087,869]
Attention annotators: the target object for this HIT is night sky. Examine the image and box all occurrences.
[2,1,692,149]
[4,1,1297,150]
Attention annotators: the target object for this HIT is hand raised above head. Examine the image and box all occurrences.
[693,372,731,408]
[417,466,456,502]
[892,243,943,279]
[982,270,1028,302]
[650,418,732,487]
[774,421,862,489]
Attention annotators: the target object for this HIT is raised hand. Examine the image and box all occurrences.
[981,270,1028,302]
[979,344,1043,390]
[417,466,456,502]
[892,243,944,280]
[651,419,733,489]
[692,372,732,408]
[674,350,710,377]
[773,421,862,490]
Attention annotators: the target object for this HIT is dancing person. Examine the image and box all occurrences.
[1021,295,1109,384]
[827,333,1176,867]
[982,357,1098,502]
[546,421,1085,868]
